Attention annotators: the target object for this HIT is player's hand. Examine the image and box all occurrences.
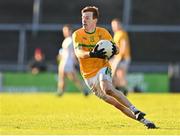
[112,44,117,55]
[89,45,106,59]
[109,44,118,59]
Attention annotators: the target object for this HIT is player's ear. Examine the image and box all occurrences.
[94,18,98,23]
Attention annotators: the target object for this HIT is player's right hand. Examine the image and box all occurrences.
[112,44,118,55]
[89,45,106,59]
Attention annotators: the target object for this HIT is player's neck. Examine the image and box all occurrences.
[85,28,96,34]
[65,35,71,38]
[84,25,96,33]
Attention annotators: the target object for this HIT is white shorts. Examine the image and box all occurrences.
[59,61,75,73]
[84,67,112,99]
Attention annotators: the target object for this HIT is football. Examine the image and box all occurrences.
[96,40,114,58]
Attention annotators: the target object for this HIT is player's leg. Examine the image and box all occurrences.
[97,67,144,119]
[100,79,156,128]
[68,72,82,89]
[67,72,89,96]
[113,60,129,96]
[102,94,136,119]
[100,79,143,115]
[102,93,155,128]
[117,68,127,86]
[110,58,128,95]
[57,69,66,96]
[104,80,146,118]
[89,78,135,120]
[84,69,156,128]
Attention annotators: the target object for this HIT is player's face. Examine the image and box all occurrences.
[82,12,97,31]
[63,27,71,38]
[111,21,119,32]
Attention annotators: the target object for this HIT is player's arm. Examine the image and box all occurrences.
[74,47,90,58]
[72,32,89,58]
[72,32,106,59]
[74,45,106,59]
[58,48,63,60]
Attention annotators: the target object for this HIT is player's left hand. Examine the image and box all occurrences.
[112,44,118,55]
[114,45,119,54]
[109,44,118,59]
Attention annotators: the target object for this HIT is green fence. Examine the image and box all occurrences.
[127,73,169,92]
[0,72,169,93]
[2,72,80,92]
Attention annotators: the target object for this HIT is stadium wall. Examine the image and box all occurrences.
[0,0,180,91]
[0,72,169,93]
[0,0,180,65]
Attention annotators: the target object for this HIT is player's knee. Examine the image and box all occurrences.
[105,89,113,95]
[101,84,108,92]
[101,85,113,95]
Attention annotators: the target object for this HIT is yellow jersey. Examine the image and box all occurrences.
[72,27,113,79]
[113,30,131,60]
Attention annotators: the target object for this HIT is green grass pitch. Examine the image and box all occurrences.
[0,92,180,135]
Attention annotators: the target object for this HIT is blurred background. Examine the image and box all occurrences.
[0,0,180,93]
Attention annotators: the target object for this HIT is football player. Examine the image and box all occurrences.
[57,24,89,96]
[72,6,156,129]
